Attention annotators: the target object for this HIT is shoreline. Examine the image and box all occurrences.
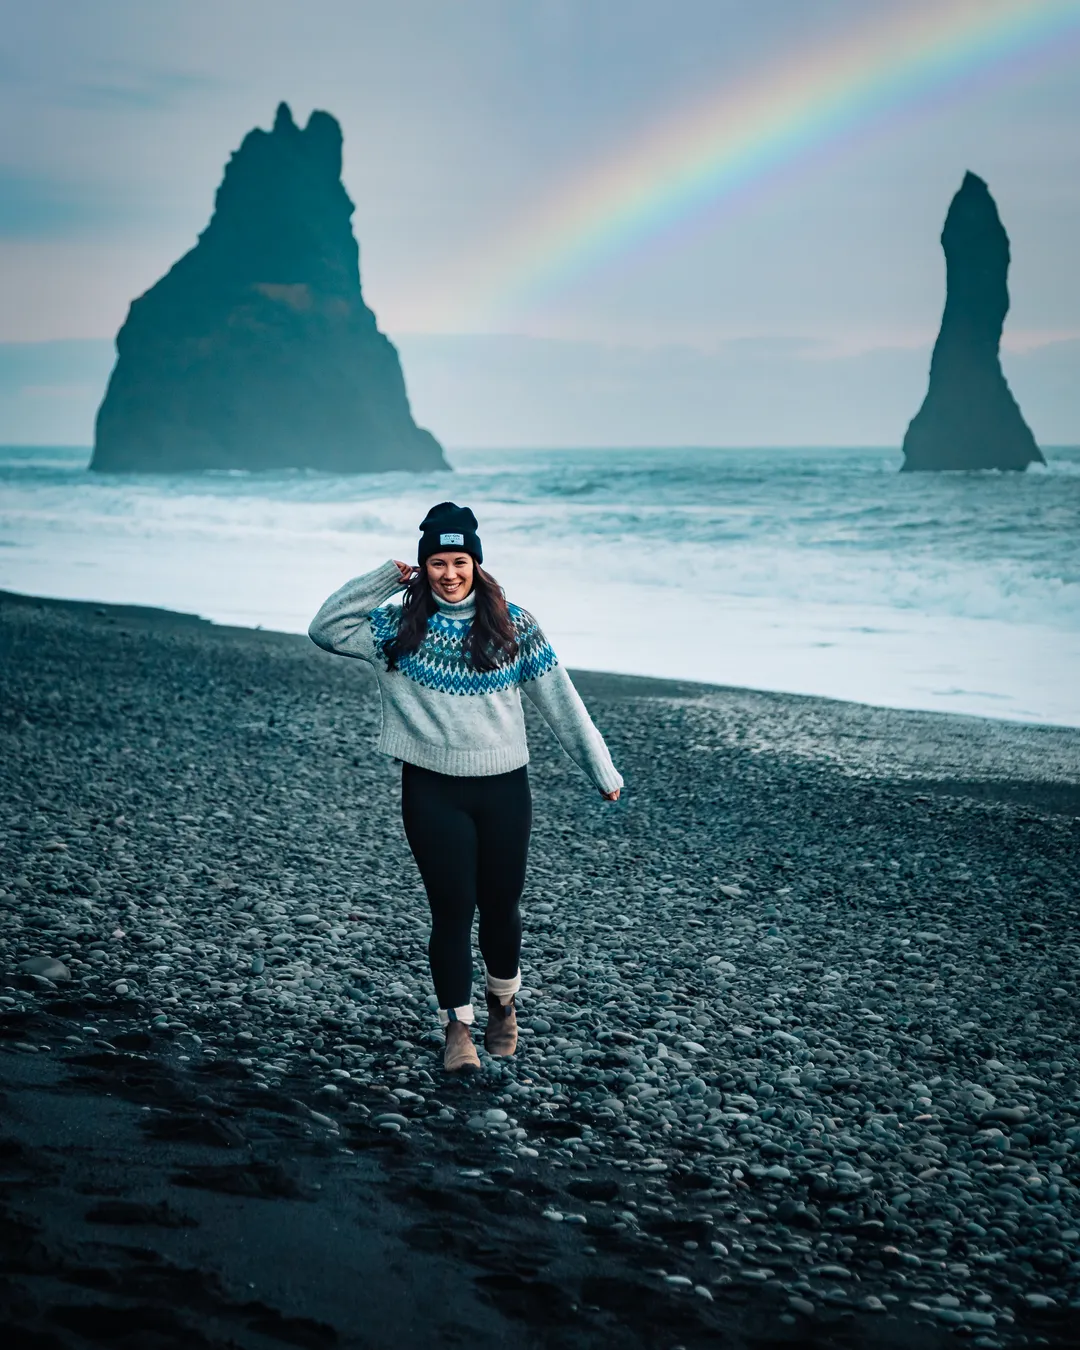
[4,582,1080,756]
[2,584,1079,1348]
[4,437,1078,730]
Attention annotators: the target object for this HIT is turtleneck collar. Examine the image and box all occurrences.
[433,587,477,619]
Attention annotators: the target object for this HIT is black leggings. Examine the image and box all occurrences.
[400,761,532,1010]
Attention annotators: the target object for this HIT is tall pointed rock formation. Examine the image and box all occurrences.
[901,172,1042,472]
[92,103,447,473]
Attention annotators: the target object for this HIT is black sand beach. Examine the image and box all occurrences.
[2,587,1078,1349]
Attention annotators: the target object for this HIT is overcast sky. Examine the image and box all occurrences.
[1,0,1078,446]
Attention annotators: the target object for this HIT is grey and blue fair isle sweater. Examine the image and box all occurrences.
[308,560,624,794]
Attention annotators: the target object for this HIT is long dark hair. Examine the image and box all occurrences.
[382,563,519,673]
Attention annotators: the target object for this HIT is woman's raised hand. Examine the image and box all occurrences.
[393,560,418,585]
[602,788,621,801]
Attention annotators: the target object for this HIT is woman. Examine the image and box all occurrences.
[308,502,623,1073]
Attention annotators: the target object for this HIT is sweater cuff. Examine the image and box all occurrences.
[369,559,407,603]
[594,761,625,795]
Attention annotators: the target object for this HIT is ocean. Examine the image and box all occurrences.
[1,443,1078,727]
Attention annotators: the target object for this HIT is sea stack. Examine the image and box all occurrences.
[91,103,447,473]
[901,172,1042,472]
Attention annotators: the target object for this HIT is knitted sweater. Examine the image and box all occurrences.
[308,560,623,794]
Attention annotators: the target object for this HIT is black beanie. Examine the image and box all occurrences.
[417,501,483,566]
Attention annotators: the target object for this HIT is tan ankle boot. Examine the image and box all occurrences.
[484,991,518,1057]
[443,1019,480,1073]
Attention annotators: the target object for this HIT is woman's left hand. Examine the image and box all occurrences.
[602,788,621,801]
[393,559,418,585]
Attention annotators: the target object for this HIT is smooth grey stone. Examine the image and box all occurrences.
[980,1106,1029,1125]
[19,957,71,981]
[371,1112,409,1128]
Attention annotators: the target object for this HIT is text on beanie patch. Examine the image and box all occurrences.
[439,532,465,545]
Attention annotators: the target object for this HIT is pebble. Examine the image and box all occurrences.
[19,956,71,982]
[980,1106,1028,1125]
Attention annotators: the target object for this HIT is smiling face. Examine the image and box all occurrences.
[425,551,475,602]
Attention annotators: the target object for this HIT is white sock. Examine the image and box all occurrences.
[438,1003,475,1027]
[486,969,521,1005]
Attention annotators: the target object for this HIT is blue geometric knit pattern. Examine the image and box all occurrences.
[369,601,558,696]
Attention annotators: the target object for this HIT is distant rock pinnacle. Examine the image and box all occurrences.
[901,171,1042,472]
[91,103,447,473]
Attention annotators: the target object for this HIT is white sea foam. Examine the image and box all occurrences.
[1,444,1077,726]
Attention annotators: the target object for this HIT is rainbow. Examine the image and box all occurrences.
[434,0,1080,328]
